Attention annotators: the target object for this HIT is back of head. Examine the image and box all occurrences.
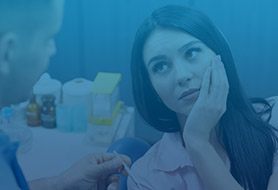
[0,0,57,35]
[0,0,64,107]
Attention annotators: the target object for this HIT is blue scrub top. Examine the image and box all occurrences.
[0,132,29,190]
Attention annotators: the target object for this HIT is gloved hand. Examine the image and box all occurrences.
[58,153,131,190]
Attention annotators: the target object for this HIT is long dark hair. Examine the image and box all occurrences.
[131,5,278,190]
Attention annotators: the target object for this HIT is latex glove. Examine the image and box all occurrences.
[58,153,131,190]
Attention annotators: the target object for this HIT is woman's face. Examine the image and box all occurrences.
[143,28,216,115]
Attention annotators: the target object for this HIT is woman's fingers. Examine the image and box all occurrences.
[193,54,229,116]
[208,55,229,114]
[210,56,221,99]
[218,56,229,93]
[198,62,212,100]
[215,56,229,101]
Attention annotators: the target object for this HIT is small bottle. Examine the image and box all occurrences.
[26,95,41,127]
[41,94,56,129]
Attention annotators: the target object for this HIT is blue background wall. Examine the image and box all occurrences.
[48,0,278,143]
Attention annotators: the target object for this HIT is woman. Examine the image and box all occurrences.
[128,5,278,190]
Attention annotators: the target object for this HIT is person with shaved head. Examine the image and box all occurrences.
[0,1,130,189]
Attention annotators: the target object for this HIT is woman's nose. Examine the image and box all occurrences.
[175,64,193,87]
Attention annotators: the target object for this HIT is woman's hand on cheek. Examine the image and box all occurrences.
[183,55,229,144]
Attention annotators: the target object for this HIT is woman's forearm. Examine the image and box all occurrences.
[185,137,244,190]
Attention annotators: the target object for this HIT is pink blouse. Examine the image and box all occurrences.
[127,132,278,190]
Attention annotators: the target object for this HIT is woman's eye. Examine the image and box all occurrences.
[151,62,170,74]
[184,47,202,60]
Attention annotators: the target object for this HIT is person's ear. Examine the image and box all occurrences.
[0,33,17,76]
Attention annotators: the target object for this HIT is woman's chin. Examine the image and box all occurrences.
[175,108,191,116]
[176,101,195,115]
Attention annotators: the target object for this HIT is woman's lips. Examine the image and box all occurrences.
[178,89,200,100]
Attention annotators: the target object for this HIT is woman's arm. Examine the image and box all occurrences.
[185,136,244,190]
[184,97,278,190]
[183,56,243,190]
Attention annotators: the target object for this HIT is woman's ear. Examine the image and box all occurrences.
[0,32,17,76]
